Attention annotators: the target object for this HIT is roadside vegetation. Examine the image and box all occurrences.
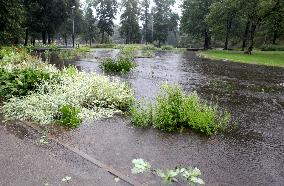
[131,158,205,185]
[198,50,284,67]
[130,84,230,135]
[0,47,134,127]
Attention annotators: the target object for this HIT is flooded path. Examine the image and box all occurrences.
[59,49,284,185]
[2,49,283,185]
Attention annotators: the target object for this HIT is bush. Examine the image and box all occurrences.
[161,45,175,50]
[76,46,91,53]
[130,99,153,128]
[130,84,230,135]
[0,68,56,98]
[142,45,158,50]
[260,44,284,51]
[101,57,136,73]
[2,67,134,125]
[57,104,82,128]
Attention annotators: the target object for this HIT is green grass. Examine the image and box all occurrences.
[100,57,136,74]
[198,50,284,67]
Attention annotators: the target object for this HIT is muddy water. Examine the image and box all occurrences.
[55,50,283,185]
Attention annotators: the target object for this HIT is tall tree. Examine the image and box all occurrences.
[181,0,213,49]
[206,0,242,50]
[83,3,97,46]
[152,0,177,47]
[120,0,140,44]
[0,0,25,44]
[141,0,151,44]
[94,0,117,43]
[240,0,281,54]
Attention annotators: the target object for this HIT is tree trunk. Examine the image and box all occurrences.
[224,19,232,50]
[241,21,250,51]
[42,31,47,45]
[47,33,52,44]
[24,28,29,46]
[204,29,210,50]
[101,31,104,44]
[272,30,278,44]
[64,34,67,46]
[89,38,92,47]
[244,22,257,54]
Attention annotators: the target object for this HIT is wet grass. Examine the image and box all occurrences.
[198,50,284,67]
[100,57,136,74]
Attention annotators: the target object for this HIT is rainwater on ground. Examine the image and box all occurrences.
[2,49,284,185]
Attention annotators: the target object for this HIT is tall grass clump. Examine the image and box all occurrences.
[101,57,136,74]
[100,45,136,73]
[130,84,230,135]
[161,45,175,50]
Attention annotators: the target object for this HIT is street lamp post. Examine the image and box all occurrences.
[71,6,75,48]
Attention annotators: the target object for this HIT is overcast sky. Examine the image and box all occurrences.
[80,0,182,25]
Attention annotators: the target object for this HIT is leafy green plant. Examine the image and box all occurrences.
[131,159,205,185]
[58,49,78,60]
[3,67,134,125]
[142,44,158,50]
[161,45,175,50]
[0,68,56,98]
[57,104,82,128]
[130,83,230,135]
[130,99,153,128]
[101,57,136,74]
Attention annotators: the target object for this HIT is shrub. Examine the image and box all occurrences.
[142,44,158,50]
[76,46,91,53]
[161,45,175,50]
[260,44,284,51]
[57,104,82,128]
[130,99,153,128]
[0,68,56,98]
[130,84,230,135]
[2,67,134,125]
[58,49,78,60]
[101,57,136,73]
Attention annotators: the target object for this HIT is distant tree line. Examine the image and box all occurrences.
[180,0,284,53]
[0,0,179,47]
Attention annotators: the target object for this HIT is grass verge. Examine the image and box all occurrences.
[198,50,284,67]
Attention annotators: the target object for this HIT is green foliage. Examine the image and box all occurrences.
[131,84,230,135]
[131,159,151,174]
[153,0,179,46]
[76,46,91,53]
[91,43,116,48]
[161,45,175,50]
[0,68,54,98]
[260,45,284,51]
[142,44,158,50]
[3,66,134,125]
[94,0,118,43]
[130,99,153,128]
[57,104,82,128]
[58,49,79,60]
[120,0,141,43]
[101,57,136,73]
[131,158,205,185]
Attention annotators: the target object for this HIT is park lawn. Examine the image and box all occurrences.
[198,50,284,67]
